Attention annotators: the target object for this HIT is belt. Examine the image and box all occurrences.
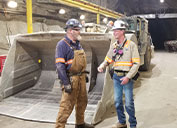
[68,70,89,76]
[114,70,128,76]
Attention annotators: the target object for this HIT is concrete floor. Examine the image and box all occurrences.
[1,51,177,128]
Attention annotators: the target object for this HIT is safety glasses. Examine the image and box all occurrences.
[72,28,81,31]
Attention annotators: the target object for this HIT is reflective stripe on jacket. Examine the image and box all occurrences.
[103,39,140,79]
[55,36,83,85]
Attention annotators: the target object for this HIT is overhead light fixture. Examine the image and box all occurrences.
[7,0,18,8]
[80,15,85,20]
[80,8,84,10]
[160,0,164,3]
[149,14,154,18]
[103,18,108,24]
[59,9,65,14]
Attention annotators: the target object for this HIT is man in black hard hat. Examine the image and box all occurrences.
[55,18,94,128]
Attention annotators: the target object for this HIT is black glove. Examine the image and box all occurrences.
[86,75,89,83]
[132,72,140,81]
[109,68,114,79]
[64,84,72,93]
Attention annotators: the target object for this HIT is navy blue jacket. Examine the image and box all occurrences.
[55,36,82,85]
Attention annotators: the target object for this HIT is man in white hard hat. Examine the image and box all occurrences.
[97,20,140,128]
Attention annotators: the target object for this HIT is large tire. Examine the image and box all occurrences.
[139,44,151,71]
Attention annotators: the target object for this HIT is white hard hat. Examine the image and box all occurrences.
[112,20,127,30]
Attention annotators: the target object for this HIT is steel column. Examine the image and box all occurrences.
[26,0,33,33]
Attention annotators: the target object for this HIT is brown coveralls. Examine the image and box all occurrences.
[56,47,88,128]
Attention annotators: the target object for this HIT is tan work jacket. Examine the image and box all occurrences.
[102,39,140,79]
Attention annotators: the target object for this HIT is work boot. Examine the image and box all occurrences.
[75,123,94,128]
[111,122,127,128]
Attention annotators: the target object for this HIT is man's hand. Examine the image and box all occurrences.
[97,66,104,73]
[64,84,72,93]
[120,77,129,85]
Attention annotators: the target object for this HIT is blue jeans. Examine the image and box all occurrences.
[113,73,137,128]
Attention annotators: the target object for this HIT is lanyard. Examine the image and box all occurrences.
[112,39,127,61]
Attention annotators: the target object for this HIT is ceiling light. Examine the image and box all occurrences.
[160,0,164,3]
[80,8,84,10]
[103,18,108,24]
[80,15,85,20]
[7,0,18,8]
[149,14,153,18]
[59,9,65,14]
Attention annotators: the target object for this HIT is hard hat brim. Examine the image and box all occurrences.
[65,24,82,30]
[112,27,126,30]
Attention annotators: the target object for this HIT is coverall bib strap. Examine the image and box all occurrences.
[63,38,87,74]
[69,49,87,74]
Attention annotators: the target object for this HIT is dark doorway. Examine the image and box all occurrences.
[148,18,177,50]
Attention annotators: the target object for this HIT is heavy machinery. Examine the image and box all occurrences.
[0,16,154,124]
[84,16,154,72]
[81,16,154,123]
[121,16,154,71]
[0,32,111,124]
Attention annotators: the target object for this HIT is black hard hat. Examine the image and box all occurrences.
[65,18,82,30]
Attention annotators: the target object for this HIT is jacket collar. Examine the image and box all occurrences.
[65,36,79,46]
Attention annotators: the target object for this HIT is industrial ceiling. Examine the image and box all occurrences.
[88,0,177,49]
[0,0,177,49]
[114,0,177,15]
[1,0,177,23]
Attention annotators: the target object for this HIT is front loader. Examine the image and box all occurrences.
[0,16,153,124]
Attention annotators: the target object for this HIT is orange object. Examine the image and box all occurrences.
[107,20,114,27]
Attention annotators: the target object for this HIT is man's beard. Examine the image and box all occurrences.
[76,35,82,40]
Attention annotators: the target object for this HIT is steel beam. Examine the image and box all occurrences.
[134,13,177,19]
[55,0,124,19]
[97,13,100,24]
